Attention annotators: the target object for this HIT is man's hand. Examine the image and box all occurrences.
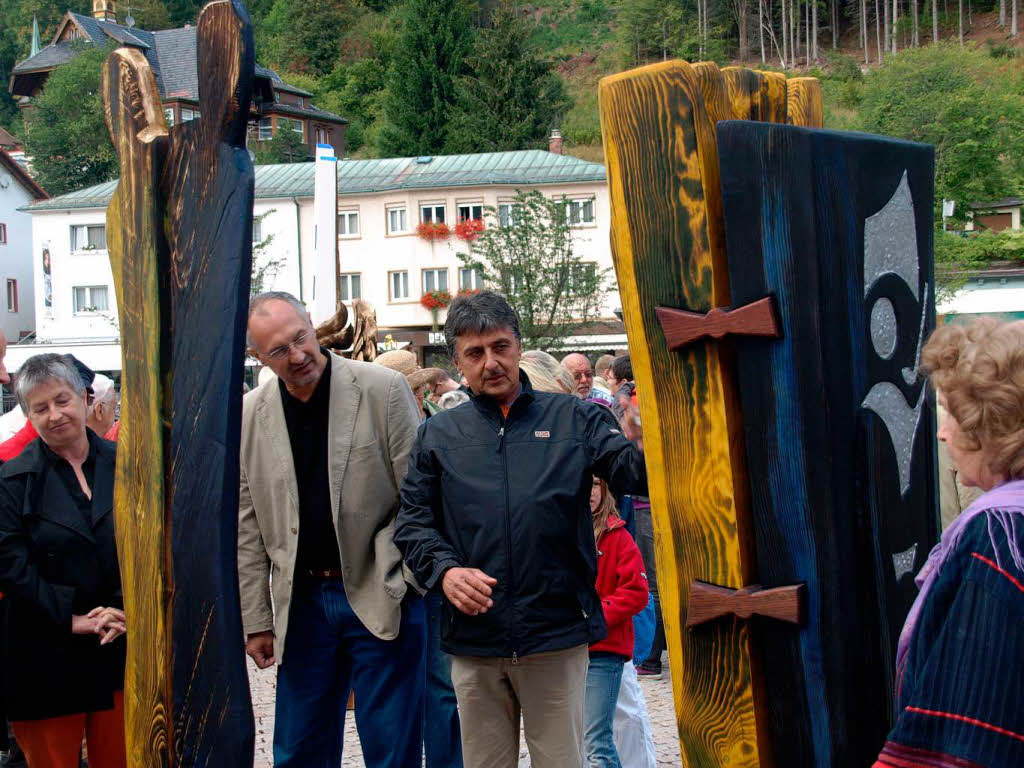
[245,630,276,669]
[619,395,644,453]
[73,607,127,645]
[442,567,497,616]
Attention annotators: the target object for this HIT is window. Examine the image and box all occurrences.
[390,271,409,300]
[297,96,304,108]
[164,108,175,127]
[315,126,328,145]
[258,117,273,141]
[387,206,408,235]
[422,268,448,293]
[570,262,598,293]
[457,203,484,222]
[0,223,6,244]
[498,202,519,227]
[73,285,109,314]
[420,203,446,224]
[339,273,361,301]
[70,224,106,251]
[338,210,359,237]
[252,217,262,243]
[181,107,201,122]
[459,266,484,291]
[280,117,304,138]
[5,279,17,313]
[566,197,596,226]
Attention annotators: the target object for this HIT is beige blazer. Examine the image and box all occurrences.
[237,353,421,663]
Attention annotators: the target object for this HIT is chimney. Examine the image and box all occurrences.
[548,129,563,155]
[93,0,116,22]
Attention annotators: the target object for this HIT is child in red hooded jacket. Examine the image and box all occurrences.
[585,475,649,767]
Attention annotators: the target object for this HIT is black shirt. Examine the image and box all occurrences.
[42,434,97,524]
[279,349,343,577]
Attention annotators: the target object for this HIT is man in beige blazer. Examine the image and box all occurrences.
[238,292,425,767]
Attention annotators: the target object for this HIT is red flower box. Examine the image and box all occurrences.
[420,290,452,311]
[455,218,485,242]
[417,221,451,242]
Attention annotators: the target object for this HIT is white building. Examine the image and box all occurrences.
[0,149,46,345]
[8,149,623,374]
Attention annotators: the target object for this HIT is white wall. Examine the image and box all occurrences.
[26,179,618,371]
[270,181,618,330]
[0,174,37,341]
[31,208,118,342]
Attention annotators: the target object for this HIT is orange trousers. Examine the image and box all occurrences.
[12,692,126,768]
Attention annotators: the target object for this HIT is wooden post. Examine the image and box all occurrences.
[103,0,256,763]
[787,77,824,127]
[600,59,765,768]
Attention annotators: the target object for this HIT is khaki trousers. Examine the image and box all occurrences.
[450,643,589,768]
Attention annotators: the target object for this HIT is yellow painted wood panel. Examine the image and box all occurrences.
[102,48,172,766]
[599,60,761,768]
[787,77,824,127]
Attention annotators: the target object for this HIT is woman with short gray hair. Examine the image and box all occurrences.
[0,353,126,766]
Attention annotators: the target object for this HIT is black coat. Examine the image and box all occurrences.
[0,431,125,721]
[395,373,647,658]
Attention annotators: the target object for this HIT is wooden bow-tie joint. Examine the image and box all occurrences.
[686,581,806,628]
[656,296,782,351]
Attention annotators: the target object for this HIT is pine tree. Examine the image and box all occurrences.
[444,1,568,154]
[377,0,476,157]
[259,0,352,77]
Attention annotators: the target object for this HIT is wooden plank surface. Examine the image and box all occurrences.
[760,71,788,123]
[722,66,765,120]
[103,46,171,766]
[600,60,762,768]
[717,120,938,766]
[787,77,824,127]
[159,0,255,762]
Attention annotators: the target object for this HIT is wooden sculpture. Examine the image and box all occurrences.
[314,298,379,361]
[103,0,255,764]
[601,61,936,767]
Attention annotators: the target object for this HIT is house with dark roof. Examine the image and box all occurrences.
[8,0,347,159]
[0,148,47,345]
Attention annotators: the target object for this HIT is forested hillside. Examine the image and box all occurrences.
[1,0,1022,218]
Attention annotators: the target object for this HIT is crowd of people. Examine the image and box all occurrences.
[0,295,1020,768]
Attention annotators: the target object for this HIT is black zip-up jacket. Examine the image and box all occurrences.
[395,372,647,658]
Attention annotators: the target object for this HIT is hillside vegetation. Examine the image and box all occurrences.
[1,0,1022,217]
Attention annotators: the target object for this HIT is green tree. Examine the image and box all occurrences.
[377,0,476,156]
[445,0,569,153]
[163,0,203,25]
[460,190,609,350]
[23,42,117,196]
[258,0,353,77]
[855,44,1024,217]
[252,126,310,164]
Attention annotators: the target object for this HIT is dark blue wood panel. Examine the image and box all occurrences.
[718,120,938,767]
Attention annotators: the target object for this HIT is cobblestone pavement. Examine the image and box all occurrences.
[250,653,681,767]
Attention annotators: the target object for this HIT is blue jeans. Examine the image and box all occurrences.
[584,654,624,768]
[424,592,463,768]
[273,581,426,768]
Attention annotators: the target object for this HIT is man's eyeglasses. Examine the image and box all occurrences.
[265,331,314,360]
[572,370,593,381]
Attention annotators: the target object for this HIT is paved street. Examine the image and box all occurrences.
[250,652,681,767]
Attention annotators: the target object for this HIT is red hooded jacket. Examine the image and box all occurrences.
[590,515,649,658]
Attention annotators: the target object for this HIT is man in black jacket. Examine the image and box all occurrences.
[395,291,646,768]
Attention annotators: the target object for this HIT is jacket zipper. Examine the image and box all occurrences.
[497,415,519,662]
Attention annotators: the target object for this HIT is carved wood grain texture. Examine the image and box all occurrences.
[687,582,805,627]
[722,66,765,120]
[600,60,762,768]
[160,0,255,763]
[787,77,824,127]
[103,46,171,767]
[717,120,938,767]
[760,71,789,123]
[102,1,255,764]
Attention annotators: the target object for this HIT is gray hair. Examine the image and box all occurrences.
[15,353,88,413]
[521,350,575,394]
[444,290,522,358]
[247,291,310,349]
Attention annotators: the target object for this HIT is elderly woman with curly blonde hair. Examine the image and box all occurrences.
[874,318,1024,768]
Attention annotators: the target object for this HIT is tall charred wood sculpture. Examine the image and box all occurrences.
[103,0,255,763]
